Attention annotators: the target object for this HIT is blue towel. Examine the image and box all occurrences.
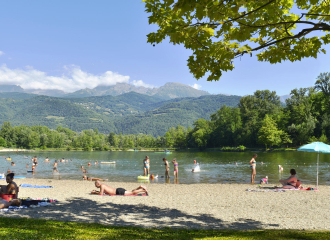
[20,184,54,188]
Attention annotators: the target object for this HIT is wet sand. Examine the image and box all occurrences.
[1,178,329,230]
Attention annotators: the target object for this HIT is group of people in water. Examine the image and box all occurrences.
[143,156,190,179]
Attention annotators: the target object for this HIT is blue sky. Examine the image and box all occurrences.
[0,0,328,96]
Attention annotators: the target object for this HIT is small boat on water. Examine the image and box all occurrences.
[100,161,116,164]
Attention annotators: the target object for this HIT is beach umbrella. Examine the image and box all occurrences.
[297,142,330,189]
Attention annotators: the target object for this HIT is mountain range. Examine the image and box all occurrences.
[0,82,211,100]
[0,82,290,136]
[0,89,240,136]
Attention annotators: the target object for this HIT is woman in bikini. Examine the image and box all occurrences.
[0,173,18,195]
[172,159,178,178]
[249,154,257,184]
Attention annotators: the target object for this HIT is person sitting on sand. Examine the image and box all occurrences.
[279,169,301,189]
[82,175,108,181]
[0,173,18,195]
[0,199,21,209]
[91,180,148,196]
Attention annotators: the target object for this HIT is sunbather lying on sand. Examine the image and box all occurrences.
[0,199,21,209]
[91,180,148,195]
[83,175,107,181]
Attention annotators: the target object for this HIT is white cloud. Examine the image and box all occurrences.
[190,83,201,90]
[0,65,133,92]
[0,51,4,56]
[131,80,154,88]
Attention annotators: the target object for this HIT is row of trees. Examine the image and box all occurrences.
[1,73,330,150]
[177,73,330,149]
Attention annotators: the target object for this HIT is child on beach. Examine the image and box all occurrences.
[163,158,169,179]
[172,159,178,178]
[260,176,268,184]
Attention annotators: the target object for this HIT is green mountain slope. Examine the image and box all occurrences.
[114,94,241,136]
[0,93,241,136]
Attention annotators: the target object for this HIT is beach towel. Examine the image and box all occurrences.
[275,187,319,191]
[20,184,54,188]
[246,189,286,192]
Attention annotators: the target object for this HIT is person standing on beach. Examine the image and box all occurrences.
[163,157,170,179]
[172,159,178,179]
[250,154,257,184]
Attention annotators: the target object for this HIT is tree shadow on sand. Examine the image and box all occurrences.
[2,197,279,230]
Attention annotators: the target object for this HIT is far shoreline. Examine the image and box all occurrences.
[0,147,298,153]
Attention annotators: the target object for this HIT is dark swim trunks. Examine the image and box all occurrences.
[116,188,126,195]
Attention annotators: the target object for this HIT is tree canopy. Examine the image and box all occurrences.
[144,0,330,81]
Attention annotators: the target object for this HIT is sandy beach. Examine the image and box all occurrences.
[1,178,329,230]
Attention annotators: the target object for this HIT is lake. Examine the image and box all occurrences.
[2,151,330,185]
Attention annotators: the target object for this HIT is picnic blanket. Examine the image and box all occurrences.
[20,184,54,188]
[0,198,57,212]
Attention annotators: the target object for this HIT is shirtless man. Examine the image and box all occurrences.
[53,160,59,174]
[91,180,148,196]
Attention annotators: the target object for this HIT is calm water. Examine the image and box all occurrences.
[2,151,330,185]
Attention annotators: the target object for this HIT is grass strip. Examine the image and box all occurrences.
[0,217,329,239]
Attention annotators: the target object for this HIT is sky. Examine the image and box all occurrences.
[0,0,329,96]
